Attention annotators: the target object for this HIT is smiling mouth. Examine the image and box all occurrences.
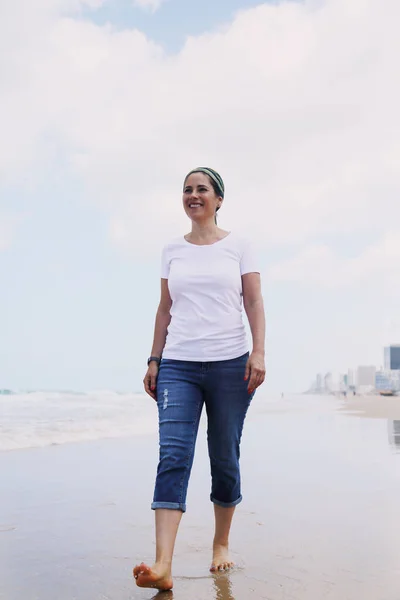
[188,203,203,208]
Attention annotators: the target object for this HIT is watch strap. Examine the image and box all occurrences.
[147,356,161,366]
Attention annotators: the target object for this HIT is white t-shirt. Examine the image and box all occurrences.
[161,232,260,362]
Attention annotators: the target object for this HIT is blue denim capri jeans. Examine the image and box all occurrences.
[152,352,254,513]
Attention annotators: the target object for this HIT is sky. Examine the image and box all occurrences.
[1,0,399,393]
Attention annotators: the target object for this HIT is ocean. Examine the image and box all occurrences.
[2,390,399,456]
[0,391,157,452]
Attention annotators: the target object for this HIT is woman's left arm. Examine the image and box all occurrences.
[242,272,266,393]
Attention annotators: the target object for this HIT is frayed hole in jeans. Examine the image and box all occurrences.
[163,388,169,410]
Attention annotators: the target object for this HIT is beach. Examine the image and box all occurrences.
[339,393,400,419]
[1,393,399,599]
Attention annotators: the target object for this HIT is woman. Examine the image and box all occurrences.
[134,167,266,591]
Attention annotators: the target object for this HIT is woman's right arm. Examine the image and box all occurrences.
[143,279,172,400]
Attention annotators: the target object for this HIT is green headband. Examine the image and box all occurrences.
[185,167,225,198]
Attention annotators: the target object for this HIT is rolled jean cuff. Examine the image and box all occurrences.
[210,494,243,508]
[151,501,186,513]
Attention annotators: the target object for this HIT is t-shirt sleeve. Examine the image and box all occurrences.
[240,239,260,275]
[160,245,170,279]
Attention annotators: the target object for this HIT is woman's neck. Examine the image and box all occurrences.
[186,222,227,244]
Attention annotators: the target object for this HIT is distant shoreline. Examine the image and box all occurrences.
[338,394,400,419]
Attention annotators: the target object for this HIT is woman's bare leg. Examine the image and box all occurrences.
[133,509,182,590]
[210,505,235,572]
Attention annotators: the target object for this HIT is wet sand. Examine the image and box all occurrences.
[1,395,399,600]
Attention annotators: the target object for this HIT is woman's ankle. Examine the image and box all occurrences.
[154,558,172,570]
[213,539,229,548]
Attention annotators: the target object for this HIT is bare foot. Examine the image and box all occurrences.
[133,562,173,590]
[210,544,234,572]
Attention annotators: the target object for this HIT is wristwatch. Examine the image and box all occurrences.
[147,356,161,366]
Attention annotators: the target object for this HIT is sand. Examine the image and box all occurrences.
[339,394,400,419]
[1,395,399,600]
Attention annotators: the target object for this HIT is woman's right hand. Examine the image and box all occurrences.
[143,363,159,401]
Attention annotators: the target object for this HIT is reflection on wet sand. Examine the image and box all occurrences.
[151,591,174,600]
[388,420,400,451]
[213,573,235,600]
[150,574,235,600]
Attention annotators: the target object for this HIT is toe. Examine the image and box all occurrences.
[133,565,140,578]
[134,562,150,578]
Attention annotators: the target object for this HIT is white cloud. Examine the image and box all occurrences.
[269,231,400,289]
[132,0,165,13]
[1,0,399,391]
[0,0,399,254]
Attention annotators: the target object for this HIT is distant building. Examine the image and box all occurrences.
[375,370,400,392]
[384,370,400,392]
[316,373,322,392]
[375,371,392,391]
[357,366,376,388]
[347,369,355,389]
[339,374,347,392]
[324,372,333,393]
[392,371,400,391]
[384,345,400,370]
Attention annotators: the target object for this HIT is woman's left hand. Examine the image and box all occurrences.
[244,351,266,394]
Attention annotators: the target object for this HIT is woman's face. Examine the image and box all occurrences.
[182,173,222,222]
